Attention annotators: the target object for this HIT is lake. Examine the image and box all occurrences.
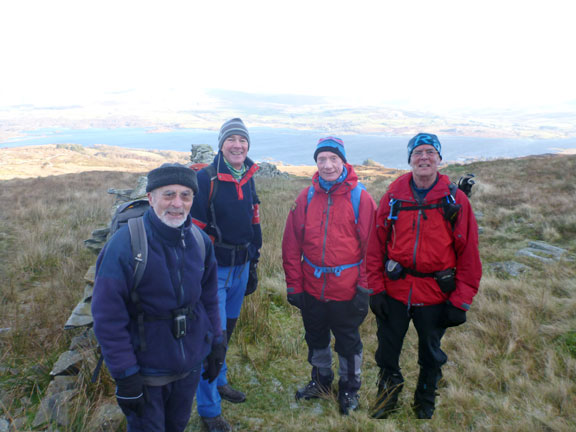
[3,127,575,169]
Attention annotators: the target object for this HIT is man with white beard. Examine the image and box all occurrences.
[92,163,224,432]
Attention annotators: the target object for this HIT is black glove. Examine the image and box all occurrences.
[441,303,467,328]
[115,373,147,417]
[369,292,389,320]
[245,260,258,296]
[351,286,370,314]
[287,292,304,310]
[202,341,227,383]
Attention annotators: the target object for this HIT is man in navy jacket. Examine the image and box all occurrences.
[191,118,262,432]
[92,163,224,432]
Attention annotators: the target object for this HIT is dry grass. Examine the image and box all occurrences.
[1,154,575,431]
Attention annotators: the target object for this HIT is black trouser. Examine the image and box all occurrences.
[375,295,447,379]
[301,292,368,392]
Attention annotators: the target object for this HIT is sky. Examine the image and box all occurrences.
[2,0,576,114]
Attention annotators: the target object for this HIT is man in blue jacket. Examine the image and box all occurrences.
[92,163,225,432]
[191,118,262,432]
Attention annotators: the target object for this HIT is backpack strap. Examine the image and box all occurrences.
[306,183,365,224]
[189,224,206,264]
[127,217,149,351]
[202,164,222,242]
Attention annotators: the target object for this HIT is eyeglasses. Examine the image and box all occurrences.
[160,190,194,202]
[412,149,437,158]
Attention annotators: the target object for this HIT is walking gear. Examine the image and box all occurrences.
[287,292,304,310]
[202,340,227,383]
[295,379,333,401]
[244,260,258,296]
[441,302,467,328]
[127,217,205,352]
[370,371,404,419]
[306,181,365,224]
[217,384,247,404]
[369,292,389,321]
[115,373,147,417]
[457,173,475,197]
[201,415,232,432]
[413,368,442,419]
[338,391,359,415]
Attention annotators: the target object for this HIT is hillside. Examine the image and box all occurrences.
[0,144,404,180]
[0,153,575,431]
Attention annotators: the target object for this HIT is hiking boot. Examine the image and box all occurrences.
[201,415,232,432]
[338,391,359,415]
[295,379,332,401]
[370,372,404,419]
[412,368,441,419]
[217,384,246,403]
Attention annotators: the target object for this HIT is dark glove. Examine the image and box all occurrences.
[245,260,258,296]
[287,292,304,310]
[115,373,147,417]
[369,292,389,320]
[202,341,227,383]
[351,286,370,314]
[441,303,467,328]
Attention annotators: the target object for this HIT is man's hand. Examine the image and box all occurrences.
[202,341,227,383]
[115,373,147,417]
[245,260,258,296]
[441,302,467,328]
[369,292,389,320]
[287,292,304,310]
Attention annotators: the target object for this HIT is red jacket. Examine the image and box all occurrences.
[366,173,481,310]
[282,164,376,301]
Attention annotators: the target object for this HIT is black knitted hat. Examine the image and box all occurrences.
[146,163,199,194]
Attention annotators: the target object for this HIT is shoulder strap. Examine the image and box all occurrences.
[448,182,458,203]
[127,217,148,351]
[350,183,366,224]
[128,217,148,289]
[189,224,206,264]
[306,183,365,224]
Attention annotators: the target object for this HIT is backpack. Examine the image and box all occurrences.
[306,182,366,224]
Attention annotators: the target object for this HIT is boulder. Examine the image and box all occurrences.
[190,144,216,164]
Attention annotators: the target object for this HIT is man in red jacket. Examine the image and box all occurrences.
[367,133,482,419]
[282,137,376,415]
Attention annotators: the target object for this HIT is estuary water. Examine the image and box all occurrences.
[3,127,575,169]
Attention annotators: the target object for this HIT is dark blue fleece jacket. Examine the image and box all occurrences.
[91,208,221,379]
[191,152,262,266]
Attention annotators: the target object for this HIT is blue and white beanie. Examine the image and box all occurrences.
[314,136,347,163]
[218,118,250,150]
[407,133,442,163]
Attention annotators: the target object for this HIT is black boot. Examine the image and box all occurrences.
[338,390,359,415]
[370,370,404,419]
[413,368,442,419]
[295,366,333,401]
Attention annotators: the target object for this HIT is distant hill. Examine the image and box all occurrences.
[0,144,405,180]
[0,144,190,180]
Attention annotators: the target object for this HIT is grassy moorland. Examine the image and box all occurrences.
[0,155,575,431]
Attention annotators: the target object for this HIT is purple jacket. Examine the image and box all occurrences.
[92,208,221,379]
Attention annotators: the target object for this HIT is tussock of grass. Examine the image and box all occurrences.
[1,156,576,430]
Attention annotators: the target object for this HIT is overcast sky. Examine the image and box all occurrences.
[2,0,575,114]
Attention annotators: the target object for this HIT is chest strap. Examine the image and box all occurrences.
[303,255,363,278]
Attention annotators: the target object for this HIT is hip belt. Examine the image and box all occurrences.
[303,255,362,278]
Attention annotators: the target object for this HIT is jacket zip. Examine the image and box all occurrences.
[320,192,332,300]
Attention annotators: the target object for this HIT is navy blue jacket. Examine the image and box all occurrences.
[191,152,262,266]
[92,208,221,379]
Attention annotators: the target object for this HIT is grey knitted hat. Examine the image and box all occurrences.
[218,118,250,150]
[146,163,199,194]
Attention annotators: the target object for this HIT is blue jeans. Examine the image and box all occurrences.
[196,263,249,418]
